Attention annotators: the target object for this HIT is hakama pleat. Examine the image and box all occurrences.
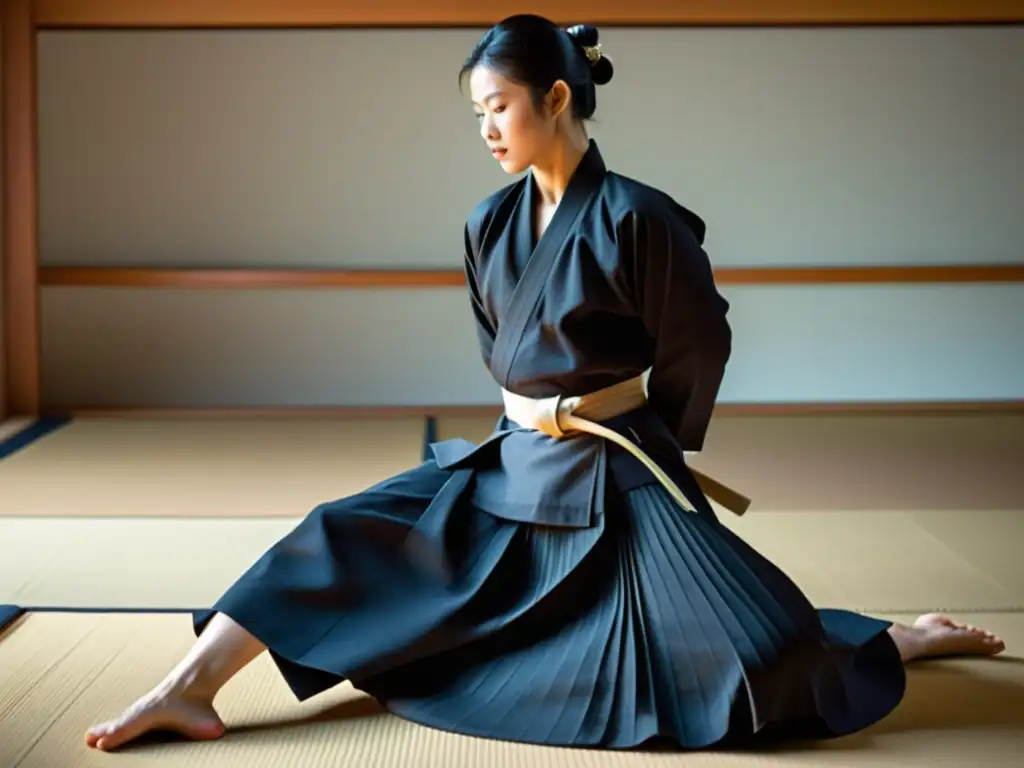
[194,459,905,750]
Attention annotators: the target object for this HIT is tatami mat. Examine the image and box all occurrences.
[0,418,34,442]
[0,417,426,517]
[911,511,1024,601]
[0,517,296,609]
[434,413,500,444]
[3,512,1022,613]
[1,611,1021,768]
[716,510,1024,612]
[438,412,1024,512]
[2,414,1020,765]
[2,414,1021,518]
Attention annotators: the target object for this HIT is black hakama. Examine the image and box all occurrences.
[193,419,903,748]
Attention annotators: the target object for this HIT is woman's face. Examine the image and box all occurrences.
[469,66,556,175]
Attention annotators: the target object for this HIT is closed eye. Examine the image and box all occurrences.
[475,104,506,120]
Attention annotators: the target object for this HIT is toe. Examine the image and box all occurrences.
[85,721,116,748]
[93,710,158,752]
[94,726,138,752]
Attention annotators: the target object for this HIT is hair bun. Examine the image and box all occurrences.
[565,24,614,86]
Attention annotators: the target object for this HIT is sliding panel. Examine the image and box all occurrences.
[39,283,1024,409]
[36,26,1024,270]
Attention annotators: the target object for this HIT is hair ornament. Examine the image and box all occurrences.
[564,24,606,68]
[582,42,603,65]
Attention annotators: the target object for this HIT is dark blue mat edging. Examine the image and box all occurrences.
[0,604,26,633]
[422,415,438,461]
[0,417,72,460]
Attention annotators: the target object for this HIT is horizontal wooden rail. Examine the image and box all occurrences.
[38,264,1024,289]
[39,267,467,289]
[33,0,1024,29]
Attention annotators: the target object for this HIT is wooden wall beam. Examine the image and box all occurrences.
[32,0,1024,29]
[39,268,468,290]
[38,264,1024,289]
[2,0,39,417]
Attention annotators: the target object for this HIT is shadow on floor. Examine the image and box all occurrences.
[758,657,1024,756]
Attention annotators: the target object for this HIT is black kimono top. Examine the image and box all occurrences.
[424,140,732,535]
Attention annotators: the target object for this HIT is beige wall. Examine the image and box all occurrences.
[33,26,1024,409]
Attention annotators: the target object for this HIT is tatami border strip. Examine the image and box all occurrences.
[0,417,71,460]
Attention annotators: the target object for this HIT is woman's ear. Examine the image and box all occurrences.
[545,80,572,120]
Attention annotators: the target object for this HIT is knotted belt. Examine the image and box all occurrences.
[502,375,751,516]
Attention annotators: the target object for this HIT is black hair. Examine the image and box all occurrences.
[459,14,614,121]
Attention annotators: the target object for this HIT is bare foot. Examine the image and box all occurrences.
[908,613,1006,660]
[84,686,225,751]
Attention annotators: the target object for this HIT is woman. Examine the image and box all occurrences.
[86,15,1003,753]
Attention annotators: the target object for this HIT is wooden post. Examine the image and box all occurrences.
[2,0,40,417]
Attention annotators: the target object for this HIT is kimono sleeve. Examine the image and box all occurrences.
[463,218,497,369]
[620,206,732,452]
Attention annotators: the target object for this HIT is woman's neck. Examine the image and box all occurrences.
[530,128,590,206]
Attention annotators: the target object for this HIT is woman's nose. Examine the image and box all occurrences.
[480,115,499,142]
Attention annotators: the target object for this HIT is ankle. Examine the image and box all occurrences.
[888,623,927,663]
[160,666,221,703]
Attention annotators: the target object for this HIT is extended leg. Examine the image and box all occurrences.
[85,612,266,751]
[888,613,1005,663]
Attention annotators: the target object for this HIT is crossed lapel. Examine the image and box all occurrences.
[490,141,607,388]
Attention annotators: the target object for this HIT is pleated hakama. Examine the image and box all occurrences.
[193,454,905,750]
